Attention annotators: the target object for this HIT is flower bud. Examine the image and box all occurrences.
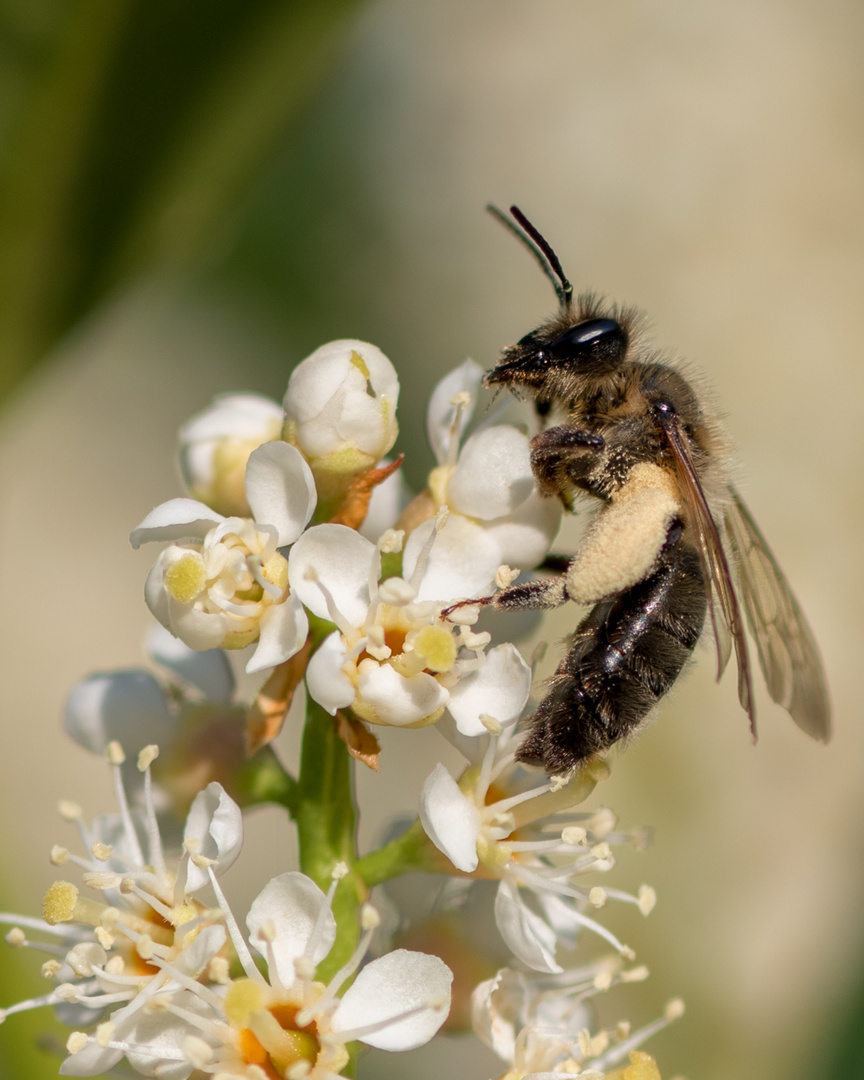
[283,340,399,503]
[178,393,284,517]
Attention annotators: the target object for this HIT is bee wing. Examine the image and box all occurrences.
[724,490,831,742]
[659,416,757,737]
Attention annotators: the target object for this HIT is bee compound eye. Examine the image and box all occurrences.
[548,318,627,366]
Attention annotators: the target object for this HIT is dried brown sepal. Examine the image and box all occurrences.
[329,454,405,529]
[335,710,381,771]
[245,640,311,755]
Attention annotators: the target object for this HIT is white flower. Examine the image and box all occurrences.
[473,965,681,1080]
[288,522,529,729]
[403,359,562,598]
[419,726,655,972]
[283,339,399,500]
[178,392,284,517]
[59,868,453,1079]
[0,748,243,1078]
[132,441,316,673]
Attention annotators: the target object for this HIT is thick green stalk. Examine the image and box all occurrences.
[295,698,362,981]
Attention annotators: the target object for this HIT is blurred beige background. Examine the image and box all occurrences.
[1,2,862,1078]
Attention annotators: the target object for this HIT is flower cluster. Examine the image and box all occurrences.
[2,336,683,1079]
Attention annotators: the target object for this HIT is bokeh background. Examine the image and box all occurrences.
[1,2,862,1078]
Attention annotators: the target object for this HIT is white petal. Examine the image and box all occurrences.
[494,879,562,973]
[403,515,501,601]
[166,594,230,652]
[356,663,448,727]
[123,989,213,1080]
[418,763,480,872]
[183,783,244,892]
[484,486,563,568]
[173,923,227,976]
[284,340,399,460]
[448,427,534,520]
[471,967,527,1061]
[447,644,532,737]
[288,524,374,624]
[179,392,282,442]
[246,872,336,986]
[146,622,235,703]
[426,358,483,465]
[130,498,225,549]
[306,632,355,714]
[245,441,317,545]
[246,591,309,674]
[63,670,177,756]
[60,1041,124,1076]
[284,340,398,424]
[331,949,452,1051]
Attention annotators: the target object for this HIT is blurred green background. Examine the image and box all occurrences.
[1,2,863,1078]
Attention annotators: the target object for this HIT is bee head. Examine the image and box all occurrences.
[485,316,629,392]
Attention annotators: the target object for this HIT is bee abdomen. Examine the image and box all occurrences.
[516,544,707,774]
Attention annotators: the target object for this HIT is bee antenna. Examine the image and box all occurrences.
[486,203,574,310]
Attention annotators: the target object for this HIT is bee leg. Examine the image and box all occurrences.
[530,426,605,505]
[483,574,571,613]
[440,574,571,622]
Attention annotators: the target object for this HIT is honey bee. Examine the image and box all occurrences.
[463,205,831,775]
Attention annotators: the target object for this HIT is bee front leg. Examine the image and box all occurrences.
[530,426,605,507]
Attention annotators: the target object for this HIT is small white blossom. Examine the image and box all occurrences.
[419,725,653,972]
[132,441,316,673]
[178,392,284,517]
[0,753,243,1079]
[404,360,562,598]
[288,522,529,729]
[473,965,679,1080]
[283,339,399,500]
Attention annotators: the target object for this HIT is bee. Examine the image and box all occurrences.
[463,205,831,775]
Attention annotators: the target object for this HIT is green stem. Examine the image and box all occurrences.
[295,698,361,981]
[354,818,453,887]
[233,747,298,813]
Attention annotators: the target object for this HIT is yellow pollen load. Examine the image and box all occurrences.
[412,624,457,673]
[165,552,207,604]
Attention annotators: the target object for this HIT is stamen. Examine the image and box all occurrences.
[206,866,265,984]
[246,554,284,600]
[408,506,449,591]
[106,743,145,869]
[138,749,168,887]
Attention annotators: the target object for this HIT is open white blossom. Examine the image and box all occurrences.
[0,748,242,1079]
[473,965,682,1080]
[419,723,655,973]
[132,441,316,673]
[401,359,562,598]
[288,522,529,728]
[178,392,284,517]
[283,339,399,500]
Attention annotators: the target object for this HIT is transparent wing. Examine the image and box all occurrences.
[724,490,831,742]
[659,416,757,737]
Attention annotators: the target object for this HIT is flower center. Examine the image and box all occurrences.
[227,980,320,1078]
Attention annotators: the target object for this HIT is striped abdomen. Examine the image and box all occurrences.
[516,540,707,774]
